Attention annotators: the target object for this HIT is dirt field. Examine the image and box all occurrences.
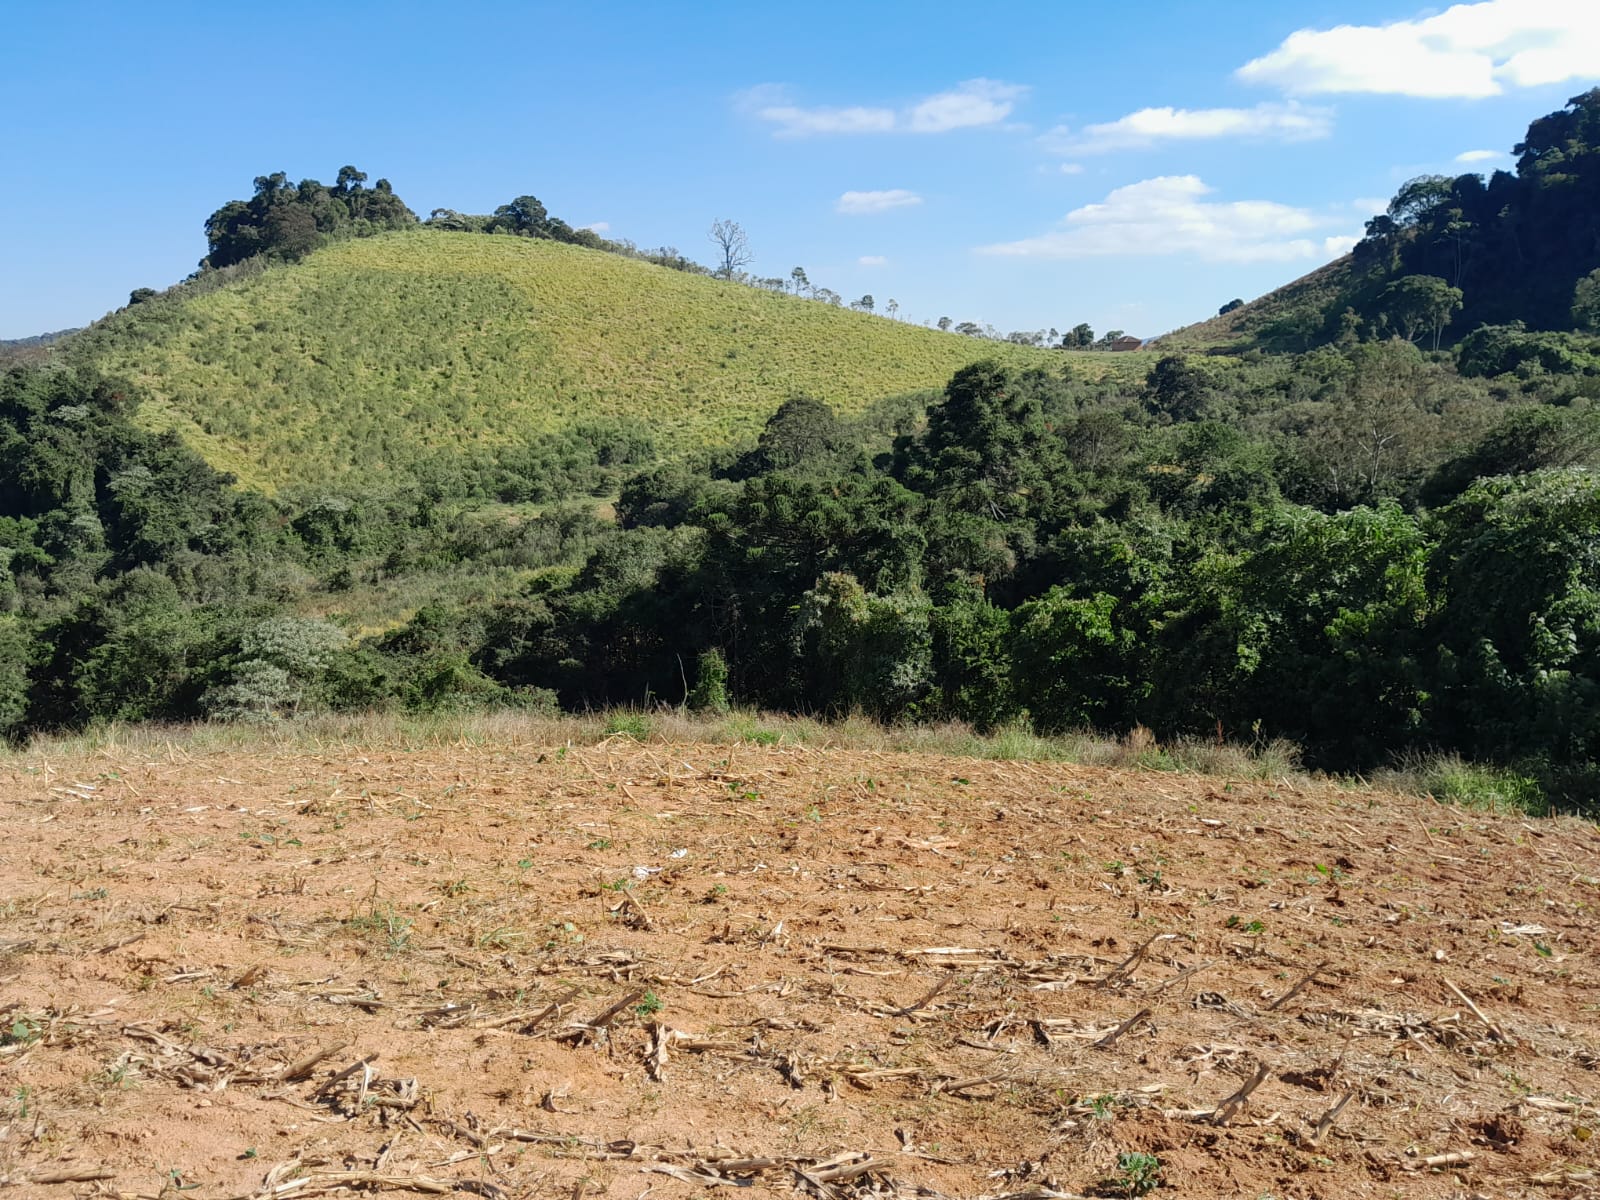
[3,738,1599,1199]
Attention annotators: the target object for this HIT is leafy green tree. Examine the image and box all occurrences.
[35,570,225,726]
[0,615,30,739]
[1387,175,1455,227]
[491,195,550,236]
[1422,406,1600,507]
[1149,503,1430,766]
[264,204,320,260]
[1429,470,1600,795]
[927,592,1015,727]
[1142,355,1211,423]
[1573,268,1600,332]
[793,572,932,718]
[1288,342,1454,509]
[735,393,849,477]
[201,165,415,268]
[1010,590,1138,732]
[617,462,728,528]
[1062,323,1094,348]
[1381,275,1464,349]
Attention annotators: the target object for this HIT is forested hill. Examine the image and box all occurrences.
[66,230,1098,496]
[1162,88,1600,354]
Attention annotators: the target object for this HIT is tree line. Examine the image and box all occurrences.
[6,330,1600,809]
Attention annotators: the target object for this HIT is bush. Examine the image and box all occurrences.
[604,711,652,740]
[1410,755,1547,816]
[688,648,731,714]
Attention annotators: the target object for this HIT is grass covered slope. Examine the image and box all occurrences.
[1154,256,1355,354]
[79,230,1100,492]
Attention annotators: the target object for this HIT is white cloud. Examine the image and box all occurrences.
[858,255,889,267]
[1059,162,1085,175]
[1455,148,1504,163]
[1237,1,1600,98]
[906,79,1027,133]
[1323,234,1360,258]
[976,175,1344,265]
[756,103,897,137]
[836,189,923,215]
[746,78,1025,137]
[1353,196,1391,213]
[1044,101,1334,154]
[581,221,610,233]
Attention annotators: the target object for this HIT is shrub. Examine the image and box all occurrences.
[688,648,731,714]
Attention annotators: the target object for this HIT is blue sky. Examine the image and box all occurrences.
[3,0,1596,340]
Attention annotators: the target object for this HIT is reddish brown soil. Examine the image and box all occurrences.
[3,740,1599,1200]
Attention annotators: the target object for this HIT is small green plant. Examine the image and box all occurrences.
[346,904,414,957]
[1111,1150,1162,1196]
[585,838,613,851]
[5,1016,41,1048]
[98,1062,135,1089]
[604,711,652,741]
[634,990,663,1017]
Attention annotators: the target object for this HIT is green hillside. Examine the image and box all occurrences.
[73,230,1126,494]
[1162,89,1600,357]
[1152,257,1355,354]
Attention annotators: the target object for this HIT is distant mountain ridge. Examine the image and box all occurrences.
[1,328,80,350]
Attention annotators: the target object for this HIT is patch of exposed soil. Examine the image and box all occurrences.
[2,740,1599,1199]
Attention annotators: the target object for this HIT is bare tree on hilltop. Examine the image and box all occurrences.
[709,219,752,279]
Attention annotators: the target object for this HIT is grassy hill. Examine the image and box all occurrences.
[1152,256,1356,354]
[72,230,1140,493]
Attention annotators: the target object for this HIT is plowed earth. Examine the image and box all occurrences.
[3,740,1600,1200]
